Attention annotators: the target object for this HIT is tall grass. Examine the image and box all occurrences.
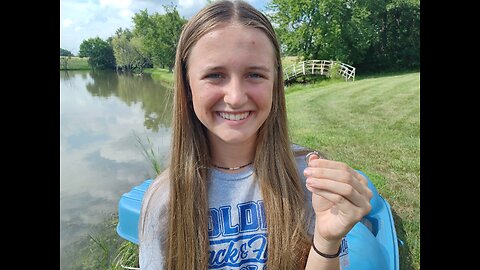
[110,133,163,269]
[64,134,162,270]
[62,213,138,270]
[135,132,162,175]
[112,241,141,269]
[105,133,164,269]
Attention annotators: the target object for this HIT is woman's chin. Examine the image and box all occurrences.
[211,131,256,146]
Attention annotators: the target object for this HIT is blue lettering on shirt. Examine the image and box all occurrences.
[208,201,268,269]
[339,237,349,257]
[209,201,267,238]
[209,208,221,238]
[220,206,240,236]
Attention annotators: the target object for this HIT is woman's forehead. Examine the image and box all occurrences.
[188,23,275,69]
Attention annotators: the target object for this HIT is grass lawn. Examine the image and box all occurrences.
[286,72,420,269]
[144,68,174,84]
[60,56,90,70]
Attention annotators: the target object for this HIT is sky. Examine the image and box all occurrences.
[60,0,271,55]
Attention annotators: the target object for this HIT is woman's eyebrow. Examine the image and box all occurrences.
[248,65,271,72]
[200,65,272,73]
[201,65,224,72]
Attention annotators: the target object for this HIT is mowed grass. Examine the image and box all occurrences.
[286,72,420,269]
[144,68,175,84]
[60,56,90,70]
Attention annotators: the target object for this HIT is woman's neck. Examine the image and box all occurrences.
[209,135,256,172]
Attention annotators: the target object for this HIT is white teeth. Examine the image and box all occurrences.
[219,111,250,121]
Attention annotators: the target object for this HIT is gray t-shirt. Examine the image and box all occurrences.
[139,155,348,269]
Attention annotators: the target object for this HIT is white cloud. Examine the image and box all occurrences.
[119,9,133,19]
[99,0,132,9]
[178,0,199,9]
[60,0,271,54]
[63,18,73,28]
[176,0,207,17]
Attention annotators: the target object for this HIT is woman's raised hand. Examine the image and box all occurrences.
[304,153,373,244]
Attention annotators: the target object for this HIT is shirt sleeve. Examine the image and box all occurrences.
[138,173,169,269]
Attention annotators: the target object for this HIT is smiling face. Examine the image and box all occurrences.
[187,23,275,148]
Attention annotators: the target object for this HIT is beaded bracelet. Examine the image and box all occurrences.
[312,241,341,258]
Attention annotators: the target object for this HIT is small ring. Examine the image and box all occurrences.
[305,151,320,164]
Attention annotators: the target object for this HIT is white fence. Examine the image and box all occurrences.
[283,60,356,82]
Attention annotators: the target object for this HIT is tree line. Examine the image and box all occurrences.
[60,5,185,73]
[269,0,419,73]
[60,0,419,74]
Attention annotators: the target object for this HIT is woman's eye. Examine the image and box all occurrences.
[248,73,263,79]
[205,73,223,79]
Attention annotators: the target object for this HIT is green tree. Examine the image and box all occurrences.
[361,0,420,72]
[132,6,187,72]
[268,0,377,64]
[79,37,116,70]
[112,28,150,73]
[60,48,74,57]
[268,0,419,72]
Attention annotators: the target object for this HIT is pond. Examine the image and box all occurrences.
[60,70,173,268]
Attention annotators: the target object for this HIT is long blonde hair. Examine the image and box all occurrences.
[167,0,311,268]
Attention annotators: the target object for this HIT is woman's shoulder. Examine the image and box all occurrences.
[142,169,170,213]
[139,169,170,236]
[149,169,170,192]
[139,170,170,269]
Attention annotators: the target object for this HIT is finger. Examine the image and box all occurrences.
[306,151,321,166]
[352,171,373,200]
[309,159,358,177]
[305,182,334,211]
[352,170,369,187]
[304,166,371,199]
[306,159,371,196]
[306,177,371,211]
[308,186,371,219]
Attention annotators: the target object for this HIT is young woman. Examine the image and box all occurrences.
[139,1,373,269]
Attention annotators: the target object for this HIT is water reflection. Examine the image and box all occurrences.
[60,70,172,269]
[85,70,173,132]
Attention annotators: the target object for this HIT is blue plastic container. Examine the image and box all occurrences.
[117,176,399,269]
[116,179,153,244]
[343,171,400,269]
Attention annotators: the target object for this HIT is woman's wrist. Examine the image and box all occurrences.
[305,234,343,268]
[312,235,343,258]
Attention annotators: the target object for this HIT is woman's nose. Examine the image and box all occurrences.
[224,78,248,108]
